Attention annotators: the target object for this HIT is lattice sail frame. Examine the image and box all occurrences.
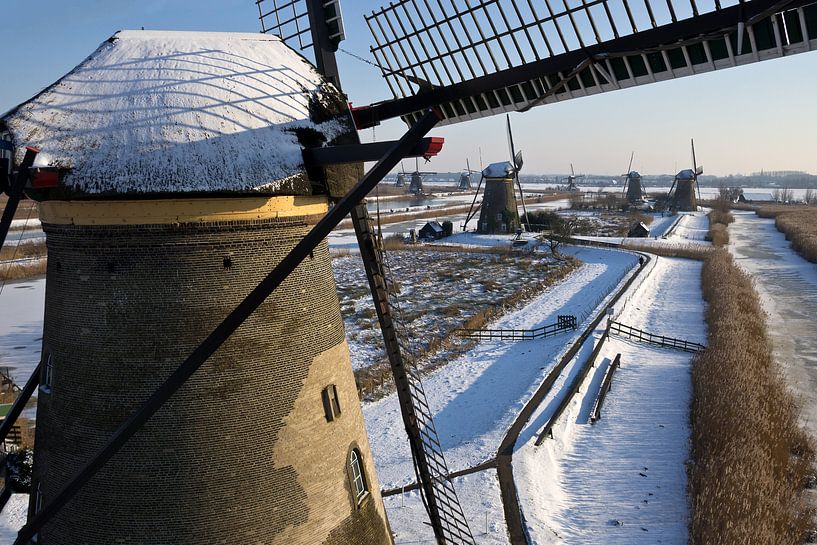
[364,0,817,126]
[257,0,345,56]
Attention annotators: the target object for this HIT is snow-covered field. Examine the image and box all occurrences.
[514,256,705,544]
[364,245,640,542]
[0,279,45,387]
[0,210,714,544]
[333,249,564,371]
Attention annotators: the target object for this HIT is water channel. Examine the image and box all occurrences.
[729,210,817,430]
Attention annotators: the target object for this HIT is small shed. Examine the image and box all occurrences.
[738,192,776,203]
[628,221,650,238]
[419,221,445,240]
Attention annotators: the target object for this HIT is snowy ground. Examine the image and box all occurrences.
[668,212,710,242]
[332,249,562,371]
[363,245,639,541]
[514,256,705,544]
[0,495,27,544]
[0,278,45,387]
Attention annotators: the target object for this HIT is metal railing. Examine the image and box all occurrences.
[454,315,576,341]
[609,320,706,352]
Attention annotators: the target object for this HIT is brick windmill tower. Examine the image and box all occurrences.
[1,30,400,545]
[463,115,527,234]
[476,162,522,234]
[668,140,703,211]
[621,153,646,204]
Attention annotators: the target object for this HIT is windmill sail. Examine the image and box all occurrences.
[354,0,817,128]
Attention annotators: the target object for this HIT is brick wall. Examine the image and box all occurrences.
[478,178,521,234]
[33,213,392,544]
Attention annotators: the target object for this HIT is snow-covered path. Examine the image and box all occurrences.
[668,212,709,242]
[514,256,705,544]
[363,246,639,543]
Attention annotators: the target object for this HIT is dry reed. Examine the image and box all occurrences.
[620,241,711,260]
[690,249,813,544]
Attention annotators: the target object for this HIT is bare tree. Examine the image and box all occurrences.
[547,215,578,256]
[781,187,792,203]
[805,187,815,205]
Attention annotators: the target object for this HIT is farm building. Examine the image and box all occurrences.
[738,192,776,203]
[628,221,651,238]
[419,220,445,240]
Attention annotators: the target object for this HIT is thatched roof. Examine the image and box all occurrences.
[0,30,353,196]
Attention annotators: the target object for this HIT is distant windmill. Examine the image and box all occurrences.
[395,161,407,187]
[564,164,584,192]
[409,156,436,194]
[458,158,477,190]
[463,116,526,233]
[668,139,704,211]
[621,152,646,204]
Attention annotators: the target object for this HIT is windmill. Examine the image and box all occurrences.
[668,139,704,211]
[462,116,525,234]
[457,158,477,190]
[2,0,814,543]
[409,156,436,194]
[564,164,584,192]
[621,152,646,204]
[0,16,465,545]
[395,161,407,187]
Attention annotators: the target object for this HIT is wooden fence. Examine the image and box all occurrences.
[609,320,706,353]
[454,315,576,341]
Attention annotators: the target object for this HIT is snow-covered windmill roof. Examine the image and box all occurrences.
[0,30,353,196]
[483,161,515,179]
[675,169,696,181]
[628,170,641,178]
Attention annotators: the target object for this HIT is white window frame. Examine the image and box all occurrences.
[349,449,368,503]
[39,354,53,394]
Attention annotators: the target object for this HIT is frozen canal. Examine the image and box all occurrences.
[729,211,817,432]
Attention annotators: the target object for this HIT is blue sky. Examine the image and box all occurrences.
[1,0,816,176]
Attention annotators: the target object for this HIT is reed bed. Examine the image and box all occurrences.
[707,209,734,247]
[690,249,813,544]
[620,241,712,260]
[0,260,47,282]
[0,240,46,262]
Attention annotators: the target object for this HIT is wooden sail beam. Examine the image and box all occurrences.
[353,0,817,128]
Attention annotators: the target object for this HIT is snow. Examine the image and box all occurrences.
[483,162,515,179]
[0,494,28,543]
[363,245,639,540]
[385,471,508,544]
[1,30,350,195]
[514,256,705,544]
[666,212,709,242]
[0,278,45,387]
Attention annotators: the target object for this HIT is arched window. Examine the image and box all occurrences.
[348,449,368,503]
